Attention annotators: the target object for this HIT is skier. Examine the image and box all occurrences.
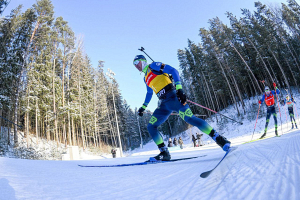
[134,55,231,161]
[258,83,280,139]
[284,95,297,129]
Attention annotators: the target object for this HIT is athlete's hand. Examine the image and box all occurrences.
[258,100,262,104]
[138,106,146,116]
[176,89,187,104]
[273,82,276,88]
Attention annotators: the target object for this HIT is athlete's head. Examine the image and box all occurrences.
[286,95,290,100]
[133,55,147,72]
[265,86,270,95]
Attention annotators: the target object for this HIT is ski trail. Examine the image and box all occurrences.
[191,132,300,200]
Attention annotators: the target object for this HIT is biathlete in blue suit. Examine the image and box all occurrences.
[133,55,231,161]
[284,95,297,129]
[258,84,280,138]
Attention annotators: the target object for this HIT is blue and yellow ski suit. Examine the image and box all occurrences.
[142,62,213,146]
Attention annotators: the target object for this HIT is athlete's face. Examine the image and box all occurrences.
[265,89,271,95]
[134,60,143,72]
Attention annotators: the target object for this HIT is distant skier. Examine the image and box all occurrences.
[284,95,297,129]
[134,55,231,161]
[258,83,280,138]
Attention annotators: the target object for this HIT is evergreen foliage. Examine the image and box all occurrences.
[1,0,300,154]
[178,1,300,120]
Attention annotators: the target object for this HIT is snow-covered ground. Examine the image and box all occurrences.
[1,91,300,200]
[1,126,300,200]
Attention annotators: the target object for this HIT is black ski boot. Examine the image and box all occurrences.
[153,145,171,161]
[275,130,278,136]
[209,130,231,151]
[292,124,294,129]
[260,132,266,139]
[296,124,298,129]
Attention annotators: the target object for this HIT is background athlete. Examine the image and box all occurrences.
[284,95,297,129]
[133,55,231,161]
[258,84,280,138]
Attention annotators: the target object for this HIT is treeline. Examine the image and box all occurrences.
[0,0,154,151]
[178,0,300,119]
[2,0,300,153]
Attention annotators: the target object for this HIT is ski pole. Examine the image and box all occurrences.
[284,104,288,130]
[294,103,299,125]
[273,84,283,135]
[250,104,261,141]
[284,89,289,130]
[187,99,243,125]
[138,47,155,62]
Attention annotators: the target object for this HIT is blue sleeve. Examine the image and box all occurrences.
[260,94,265,102]
[143,79,153,106]
[284,99,286,105]
[272,88,280,95]
[162,65,181,86]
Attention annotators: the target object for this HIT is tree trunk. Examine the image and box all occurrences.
[229,41,262,94]
[35,98,38,144]
[52,58,59,145]
[13,20,41,148]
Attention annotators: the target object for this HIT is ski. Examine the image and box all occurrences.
[79,155,206,168]
[243,135,280,144]
[200,147,237,178]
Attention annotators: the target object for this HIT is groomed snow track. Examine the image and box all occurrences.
[1,131,300,200]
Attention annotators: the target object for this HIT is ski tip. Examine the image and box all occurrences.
[200,171,212,178]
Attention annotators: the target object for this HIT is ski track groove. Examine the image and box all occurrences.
[2,132,300,200]
[206,150,243,200]
[199,132,300,200]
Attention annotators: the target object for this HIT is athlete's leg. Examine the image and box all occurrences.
[272,111,278,135]
[264,111,272,133]
[167,91,230,151]
[147,102,172,161]
[261,111,272,138]
[147,103,172,146]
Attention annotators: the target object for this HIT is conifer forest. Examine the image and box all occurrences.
[1,0,300,153]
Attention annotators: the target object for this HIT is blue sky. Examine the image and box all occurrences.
[3,0,287,112]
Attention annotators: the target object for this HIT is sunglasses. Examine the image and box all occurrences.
[133,59,146,66]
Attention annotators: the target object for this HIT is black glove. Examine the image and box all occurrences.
[138,105,146,116]
[176,89,187,104]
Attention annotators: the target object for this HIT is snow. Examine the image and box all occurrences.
[1,92,300,199]
[1,127,300,199]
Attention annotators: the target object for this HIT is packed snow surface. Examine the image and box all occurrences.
[2,92,300,199]
[1,128,300,200]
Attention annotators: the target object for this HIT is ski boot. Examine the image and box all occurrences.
[296,124,298,129]
[260,132,266,139]
[209,130,231,151]
[152,145,171,161]
[292,124,294,129]
[275,130,279,137]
